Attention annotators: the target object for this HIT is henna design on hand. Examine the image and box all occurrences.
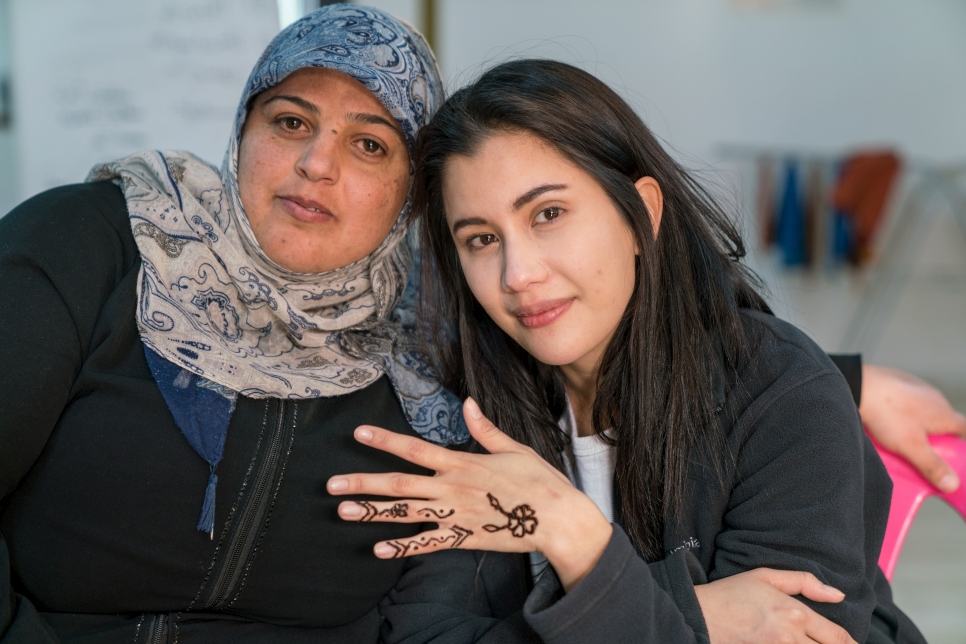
[357,501,409,522]
[482,493,538,537]
[416,507,456,520]
[383,525,474,558]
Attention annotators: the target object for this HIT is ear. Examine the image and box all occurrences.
[634,176,664,241]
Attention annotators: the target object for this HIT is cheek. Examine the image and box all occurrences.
[460,254,506,322]
[344,167,408,233]
[237,134,282,224]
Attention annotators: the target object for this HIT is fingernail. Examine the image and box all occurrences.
[823,584,845,598]
[328,477,348,491]
[356,427,374,441]
[466,397,482,419]
[938,473,960,493]
[340,503,363,518]
[374,543,395,558]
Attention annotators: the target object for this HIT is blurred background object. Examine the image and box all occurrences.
[0,0,963,640]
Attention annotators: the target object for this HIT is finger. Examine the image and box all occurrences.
[326,471,439,498]
[372,525,475,559]
[464,398,527,454]
[804,608,857,644]
[752,569,846,603]
[352,424,456,472]
[337,499,456,523]
[941,410,966,439]
[903,434,960,493]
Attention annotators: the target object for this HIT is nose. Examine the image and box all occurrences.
[295,133,339,183]
[501,237,550,293]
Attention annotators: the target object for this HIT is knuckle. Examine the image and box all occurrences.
[832,629,852,644]
[389,475,411,494]
[371,429,391,447]
[406,438,428,460]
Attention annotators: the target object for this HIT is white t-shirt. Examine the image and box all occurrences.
[562,400,616,523]
[529,398,616,580]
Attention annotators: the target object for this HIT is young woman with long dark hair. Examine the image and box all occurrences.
[328,59,925,643]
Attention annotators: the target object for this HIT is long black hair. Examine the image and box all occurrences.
[414,59,768,560]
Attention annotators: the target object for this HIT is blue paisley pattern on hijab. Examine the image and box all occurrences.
[89,5,467,446]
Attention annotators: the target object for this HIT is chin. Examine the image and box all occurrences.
[515,338,586,368]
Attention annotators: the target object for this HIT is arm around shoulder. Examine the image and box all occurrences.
[712,368,880,642]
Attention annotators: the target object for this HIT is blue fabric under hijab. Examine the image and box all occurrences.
[90,5,467,535]
[144,346,236,536]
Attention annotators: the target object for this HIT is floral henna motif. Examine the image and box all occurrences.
[357,501,409,522]
[383,525,474,558]
[416,507,455,520]
[482,493,538,537]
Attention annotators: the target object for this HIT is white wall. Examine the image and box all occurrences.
[4,0,279,206]
[430,0,966,164]
[0,0,16,216]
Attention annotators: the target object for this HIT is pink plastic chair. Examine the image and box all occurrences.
[872,434,966,580]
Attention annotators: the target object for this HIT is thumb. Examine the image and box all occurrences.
[464,397,524,454]
[752,569,846,604]
[905,436,960,493]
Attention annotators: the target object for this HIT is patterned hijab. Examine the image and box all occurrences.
[89,5,465,446]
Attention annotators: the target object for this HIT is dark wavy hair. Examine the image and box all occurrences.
[413,59,768,560]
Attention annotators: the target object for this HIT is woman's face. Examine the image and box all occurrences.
[237,67,410,273]
[443,132,656,379]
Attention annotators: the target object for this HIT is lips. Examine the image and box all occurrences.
[512,297,575,329]
[278,195,335,223]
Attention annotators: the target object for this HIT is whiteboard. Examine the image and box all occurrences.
[8,0,279,201]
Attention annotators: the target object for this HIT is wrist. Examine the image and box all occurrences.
[540,496,613,592]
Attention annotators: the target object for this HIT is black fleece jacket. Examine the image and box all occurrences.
[377,316,924,644]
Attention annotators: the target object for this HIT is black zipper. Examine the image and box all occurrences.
[139,613,166,644]
[150,614,165,644]
[201,399,292,609]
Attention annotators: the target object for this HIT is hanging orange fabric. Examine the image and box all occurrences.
[831,150,902,265]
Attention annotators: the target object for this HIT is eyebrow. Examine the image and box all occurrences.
[451,216,488,235]
[347,112,405,143]
[262,94,319,115]
[512,183,568,210]
[450,183,569,234]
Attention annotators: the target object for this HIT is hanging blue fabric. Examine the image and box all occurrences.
[144,345,237,538]
[776,161,805,266]
[831,209,855,265]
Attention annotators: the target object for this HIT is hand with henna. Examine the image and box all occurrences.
[326,397,614,591]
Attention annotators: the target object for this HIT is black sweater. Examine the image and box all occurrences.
[0,183,434,642]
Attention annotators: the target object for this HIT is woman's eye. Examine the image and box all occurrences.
[357,138,385,155]
[278,116,305,131]
[535,206,562,223]
[467,233,498,249]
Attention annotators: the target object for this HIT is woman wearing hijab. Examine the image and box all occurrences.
[0,6,466,642]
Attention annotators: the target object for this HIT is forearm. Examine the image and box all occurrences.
[713,371,879,640]
[379,548,541,644]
